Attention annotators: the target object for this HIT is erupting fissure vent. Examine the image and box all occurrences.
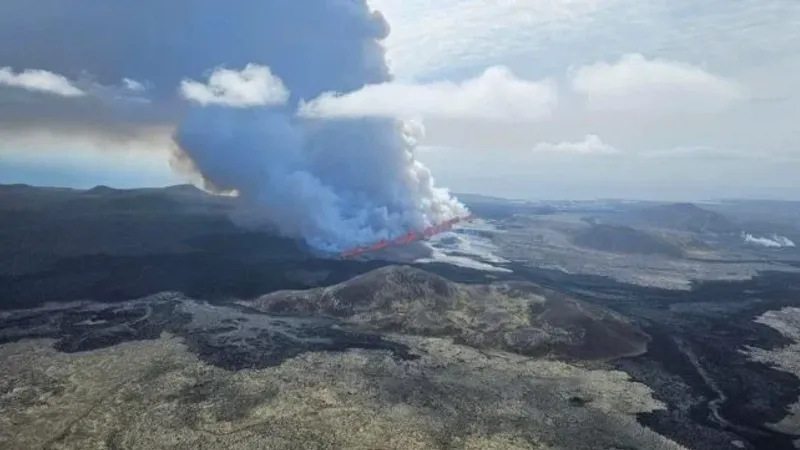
[339,214,477,258]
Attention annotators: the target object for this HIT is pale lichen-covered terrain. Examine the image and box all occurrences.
[0,334,685,450]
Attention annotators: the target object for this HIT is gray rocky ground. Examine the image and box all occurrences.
[0,333,684,450]
[3,184,800,449]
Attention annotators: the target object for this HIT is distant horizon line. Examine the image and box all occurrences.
[2,181,796,205]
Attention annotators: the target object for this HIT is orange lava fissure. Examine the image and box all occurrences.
[339,214,476,259]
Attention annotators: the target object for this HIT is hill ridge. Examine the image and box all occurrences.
[248,265,650,361]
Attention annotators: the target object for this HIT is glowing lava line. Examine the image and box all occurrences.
[339,214,477,259]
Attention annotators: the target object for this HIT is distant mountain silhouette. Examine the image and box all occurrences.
[0,183,241,275]
[85,185,119,195]
[632,203,739,234]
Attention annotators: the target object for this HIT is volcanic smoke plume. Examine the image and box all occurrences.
[0,0,467,252]
[172,3,467,252]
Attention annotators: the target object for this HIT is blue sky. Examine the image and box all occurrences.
[0,148,178,188]
[1,0,798,200]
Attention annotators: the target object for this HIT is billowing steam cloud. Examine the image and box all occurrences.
[167,4,468,251]
[742,232,796,248]
[177,64,466,251]
[0,0,468,252]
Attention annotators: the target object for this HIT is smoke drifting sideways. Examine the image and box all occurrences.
[0,0,467,253]
[173,10,467,252]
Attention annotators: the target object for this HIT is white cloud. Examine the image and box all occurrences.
[299,66,557,121]
[531,134,620,155]
[369,0,624,79]
[371,0,800,82]
[122,78,145,92]
[0,66,85,97]
[570,54,746,112]
[375,0,800,200]
[179,64,289,108]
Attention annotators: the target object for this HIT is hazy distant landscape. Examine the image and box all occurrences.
[2,183,800,449]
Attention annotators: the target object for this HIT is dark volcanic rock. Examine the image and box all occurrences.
[634,203,740,234]
[0,293,416,371]
[249,265,650,361]
[572,224,686,258]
